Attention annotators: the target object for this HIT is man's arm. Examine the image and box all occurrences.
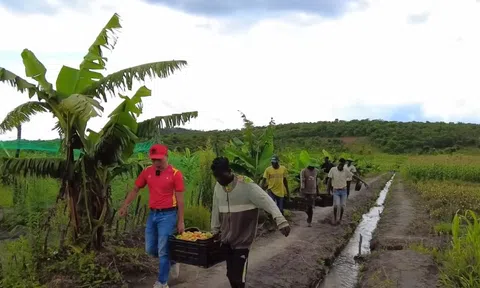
[283,167,290,197]
[353,174,369,187]
[327,169,333,194]
[174,171,186,233]
[299,169,305,191]
[120,186,141,214]
[119,170,146,216]
[260,168,269,190]
[211,187,221,235]
[283,177,290,198]
[247,183,289,229]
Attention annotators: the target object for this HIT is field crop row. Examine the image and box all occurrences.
[404,155,480,288]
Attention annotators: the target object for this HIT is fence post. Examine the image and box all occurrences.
[358,234,363,256]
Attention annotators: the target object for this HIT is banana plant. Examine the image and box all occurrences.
[1,86,197,248]
[0,13,198,248]
[224,113,275,183]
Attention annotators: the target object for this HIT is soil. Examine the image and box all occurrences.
[129,174,390,288]
[358,177,440,288]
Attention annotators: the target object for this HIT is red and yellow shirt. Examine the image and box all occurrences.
[135,165,185,209]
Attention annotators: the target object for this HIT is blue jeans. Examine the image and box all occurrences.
[267,190,284,214]
[333,189,347,207]
[145,209,177,284]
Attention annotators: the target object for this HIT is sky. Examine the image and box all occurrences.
[0,0,480,140]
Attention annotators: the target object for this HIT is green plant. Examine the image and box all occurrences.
[224,113,275,183]
[0,13,199,249]
[184,205,211,231]
[192,140,216,209]
[440,210,480,288]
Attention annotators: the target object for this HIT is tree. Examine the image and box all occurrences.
[0,13,198,249]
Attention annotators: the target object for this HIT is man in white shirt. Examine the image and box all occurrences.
[345,159,357,198]
[327,158,368,225]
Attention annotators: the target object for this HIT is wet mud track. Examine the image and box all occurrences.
[358,177,440,288]
[133,174,391,288]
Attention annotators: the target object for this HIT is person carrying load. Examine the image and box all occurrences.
[119,144,184,288]
[327,158,368,225]
[300,164,320,227]
[210,157,290,288]
[260,155,290,215]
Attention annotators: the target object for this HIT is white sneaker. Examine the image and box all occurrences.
[170,263,180,279]
[153,281,169,288]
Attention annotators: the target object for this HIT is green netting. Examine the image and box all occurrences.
[0,139,154,154]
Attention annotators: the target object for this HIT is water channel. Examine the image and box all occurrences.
[317,174,396,288]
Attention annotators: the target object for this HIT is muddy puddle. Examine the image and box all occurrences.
[317,174,395,288]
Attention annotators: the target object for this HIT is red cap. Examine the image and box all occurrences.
[149,144,168,160]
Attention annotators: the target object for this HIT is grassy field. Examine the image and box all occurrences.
[0,148,479,287]
[402,155,480,287]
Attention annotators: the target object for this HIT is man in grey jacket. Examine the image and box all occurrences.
[211,157,290,288]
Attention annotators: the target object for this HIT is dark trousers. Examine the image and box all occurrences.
[267,190,284,215]
[225,245,250,288]
[346,181,351,198]
[304,194,315,223]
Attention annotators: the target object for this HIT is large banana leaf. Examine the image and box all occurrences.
[297,150,311,168]
[81,61,187,102]
[56,13,121,97]
[137,111,198,138]
[1,157,66,178]
[224,146,256,173]
[21,49,54,96]
[0,67,37,98]
[0,101,50,133]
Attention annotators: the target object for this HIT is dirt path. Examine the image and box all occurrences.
[131,174,389,288]
[359,177,439,288]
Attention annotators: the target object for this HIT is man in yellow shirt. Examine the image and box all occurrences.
[261,156,290,215]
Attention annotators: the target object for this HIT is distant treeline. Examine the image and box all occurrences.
[159,119,480,154]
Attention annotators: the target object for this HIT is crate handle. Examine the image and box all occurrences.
[184,227,200,232]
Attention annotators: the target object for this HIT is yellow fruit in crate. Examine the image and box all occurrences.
[176,231,214,242]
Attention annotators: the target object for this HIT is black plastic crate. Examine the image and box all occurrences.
[317,194,333,207]
[284,197,308,211]
[169,231,226,268]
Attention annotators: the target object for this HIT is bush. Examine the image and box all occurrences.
[184,205,211,231]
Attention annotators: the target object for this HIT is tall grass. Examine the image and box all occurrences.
[440,210,480,288]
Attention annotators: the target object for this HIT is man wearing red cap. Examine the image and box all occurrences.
[119,144,185,288]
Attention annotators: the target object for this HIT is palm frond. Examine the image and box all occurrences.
[81,61,188,102]
[0,67,38,98]
[1,157,66,178]
[0,101,50,133]
[137,111,198,138]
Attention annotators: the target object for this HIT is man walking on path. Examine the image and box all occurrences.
[300,164,320,227]
[345,159,358,198]
[327,158,368,225]
[119,144,185,288]
[320,157,334,194]
[211,157,291,288]
[261,155,289,215]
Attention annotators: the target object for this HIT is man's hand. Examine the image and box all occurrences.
[177,221,185,234]
[279,225,291,237]
[119,205,128,217]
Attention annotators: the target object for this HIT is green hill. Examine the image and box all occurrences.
[3,119,480,155]
[160,119,480,154]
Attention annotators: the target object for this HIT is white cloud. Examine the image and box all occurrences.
[0,0,479,141]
